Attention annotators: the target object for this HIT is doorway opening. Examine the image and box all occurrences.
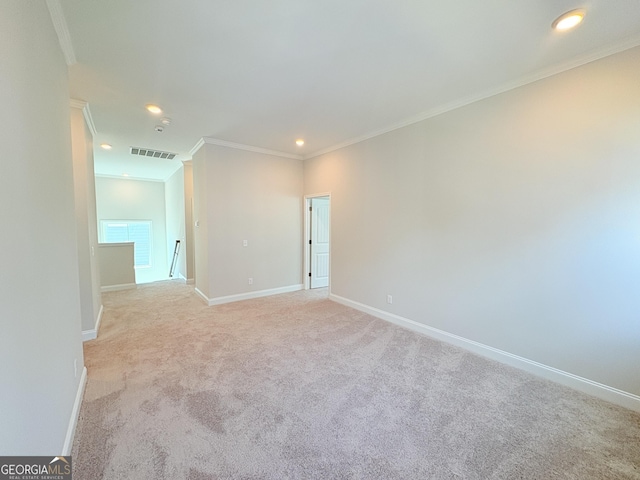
[304,194,330,290]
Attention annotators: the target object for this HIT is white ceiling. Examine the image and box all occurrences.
[56,0,640,181]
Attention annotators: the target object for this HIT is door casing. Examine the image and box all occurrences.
[303,193,331,290]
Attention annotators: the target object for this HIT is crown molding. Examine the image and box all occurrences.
[69,99,86,109]
[202,137,303,160]
[70,99,98,137]
[188,138,206,158]
[46,0,77,66]
[82,103,98,138]
[305,35,640,160]
[95,173,165,183]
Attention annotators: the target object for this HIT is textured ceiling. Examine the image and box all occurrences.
[57,0,640,180]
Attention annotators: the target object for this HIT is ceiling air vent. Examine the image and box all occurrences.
[130,147,177,160]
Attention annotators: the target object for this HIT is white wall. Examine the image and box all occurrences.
[98,243,135,288]
[165,167,186,279]
[70,104,102,334]
[304,46,640,398]
[0,0,85,454]
[193,149,210,296]
[95,177,168,284]
[193,143,303,301]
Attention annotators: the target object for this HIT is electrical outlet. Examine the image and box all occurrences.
[387,295,393,304]
[248,277,253,285]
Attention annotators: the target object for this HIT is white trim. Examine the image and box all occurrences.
[329,294,640,413]
[304,36,640,161]
[82,330,96,342]
[82,304,104,341]
[95,173,165,183]
[198,284,304,306]
[46,0,77,66]
[202,137,303,160]
[101,283,136,292]
[81,103,98,138]
[304,193,332,290]
[189,138,206,157]
[194,287,209,304]
[70,99,98,138]
[178,273,195,285]
[69,99,86,109]
[62,366,87,455]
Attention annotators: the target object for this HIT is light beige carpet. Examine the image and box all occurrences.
[72,281,640,479]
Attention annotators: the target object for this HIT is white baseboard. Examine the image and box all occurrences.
[81,330,96,341]
[329,293,640,413]
[62,366,87,455]
[194,287,209,304]
[101,283,136,292]
[197,284,304,306]
[82,304,104,342]
[178,273,195,285]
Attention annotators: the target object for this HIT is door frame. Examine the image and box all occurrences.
[304,192,331,290]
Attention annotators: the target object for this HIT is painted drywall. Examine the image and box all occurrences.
[193,143,303,300]
[0,0,85,454]
[304,46,640,398]
[70,104,102,333]
[165,167,186,279]
[98,243,135,288]
[95,176,168,284]
[183,162,195,282]
[192,148,210,296]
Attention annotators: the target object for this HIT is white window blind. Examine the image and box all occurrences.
[101,221,152,267]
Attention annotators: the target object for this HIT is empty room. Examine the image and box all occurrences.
[1,1,640,479]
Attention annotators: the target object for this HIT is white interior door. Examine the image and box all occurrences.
[310,197,330,288]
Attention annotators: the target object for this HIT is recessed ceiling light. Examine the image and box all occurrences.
[122,173,129,177]
[161,117,172,125]
[295,139,305,146]
[100,143,112,150]
[145,104,162,114]
[552,9,585,31]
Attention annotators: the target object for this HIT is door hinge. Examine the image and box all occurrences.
[309,272,312,277]
[309,240,312,245]
[309,206,312,212]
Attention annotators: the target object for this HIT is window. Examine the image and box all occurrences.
[100,220,152,267]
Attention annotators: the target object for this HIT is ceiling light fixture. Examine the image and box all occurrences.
[100,143,112,150]
[295,139,305,146]
[122,173,129,177]
[552,9,585,31]
[145,104,163,114]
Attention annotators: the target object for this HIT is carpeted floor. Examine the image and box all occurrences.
[72,281,640,479]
